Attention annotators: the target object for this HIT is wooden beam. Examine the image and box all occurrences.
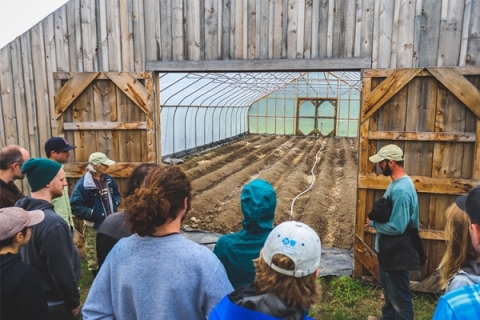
[363,67,480,78]
[106,72,153,119]
[145,57,372,72]
[64,121,147,130]
[475,118,480,178]
[54,72,100,119]
[358,173,476,194]
[354,235,379,282]
[54,72,152,80]
[368,131,476,142]
[354,76,372,279]
[427,67,480,119]
[361,68,423,123]
[365,226,446,241]
[64,162,143,178]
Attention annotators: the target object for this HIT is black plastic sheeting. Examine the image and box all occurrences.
[181,227,353,277]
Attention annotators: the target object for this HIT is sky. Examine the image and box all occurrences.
[0,0,68,49]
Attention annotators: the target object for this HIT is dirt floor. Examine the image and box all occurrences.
[180,135,358,250]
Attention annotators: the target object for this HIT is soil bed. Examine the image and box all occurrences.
[181,135,358,250]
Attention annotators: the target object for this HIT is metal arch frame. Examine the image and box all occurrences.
[207,85,245,144]
[170,76,209,155]
[180,74,228,153]
[158,71,361,157]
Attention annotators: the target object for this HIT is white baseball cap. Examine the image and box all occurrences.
[262,221,321,278]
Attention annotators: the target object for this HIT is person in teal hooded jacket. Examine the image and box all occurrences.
[214,179,276,289]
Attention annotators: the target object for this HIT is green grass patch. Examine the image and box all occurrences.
[310,276,440,320]
[79,261,93,305]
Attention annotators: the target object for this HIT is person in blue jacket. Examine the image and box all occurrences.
[210,221,321,320]
[433,186,480,319]
[70,152,121,277]
[214,179,276,288]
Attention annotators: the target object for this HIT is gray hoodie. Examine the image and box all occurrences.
[446,260,480,293]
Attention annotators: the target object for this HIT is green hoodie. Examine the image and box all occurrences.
[52,184,75,234]
[214,179,276,288]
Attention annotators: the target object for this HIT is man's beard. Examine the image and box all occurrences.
[52,188,64,199]
[382,162,392,177]
[13,173,25,180]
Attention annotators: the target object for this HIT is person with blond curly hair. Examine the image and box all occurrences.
[438,201,480,292]
[82,165,233,320]
[210,221,321,320]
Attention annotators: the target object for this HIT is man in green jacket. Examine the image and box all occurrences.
[45,137,77,236]
[214,179,276,288]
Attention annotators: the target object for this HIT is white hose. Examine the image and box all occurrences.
[289,141,325,220]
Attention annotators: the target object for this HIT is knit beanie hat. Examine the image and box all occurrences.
[21,158,62,192]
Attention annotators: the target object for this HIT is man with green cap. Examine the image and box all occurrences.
[71,152,121,278]
[15,158,81,320]
[367,144,419,320]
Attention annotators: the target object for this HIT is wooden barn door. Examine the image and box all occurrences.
[53,72,157,214]
[354,67,480,292]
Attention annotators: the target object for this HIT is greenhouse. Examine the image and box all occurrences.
[160,71,361,158]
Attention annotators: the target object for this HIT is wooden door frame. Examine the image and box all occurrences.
[355,67,480,283]
[53,71,157,179]
[295,98,338,136]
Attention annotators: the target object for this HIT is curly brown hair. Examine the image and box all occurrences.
[253,254,319,310]
[124,165,192,236]
[124,163,160,197]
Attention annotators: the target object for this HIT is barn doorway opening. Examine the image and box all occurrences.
[159,71,361,158]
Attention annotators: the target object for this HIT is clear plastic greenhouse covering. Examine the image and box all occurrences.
[249,72,361,136]
[160,71,360,158]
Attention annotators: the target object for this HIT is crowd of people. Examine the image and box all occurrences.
[1,140,480,319]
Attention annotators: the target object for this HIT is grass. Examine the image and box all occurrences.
[79,264,439,319]
[310,276,440,320]
[79,261,93,305]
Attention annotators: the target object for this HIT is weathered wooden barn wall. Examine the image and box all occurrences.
[0,0,479,189]
[355,67,480,290]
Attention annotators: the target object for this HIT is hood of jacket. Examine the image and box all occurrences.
[230,283,305,320]
[462,260,480,275]
[461,260,480,283]
[15,196,54,212]
[0,253,21,277]
[240,179,276,233]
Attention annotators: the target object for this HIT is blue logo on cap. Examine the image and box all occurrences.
[282,237,296,247]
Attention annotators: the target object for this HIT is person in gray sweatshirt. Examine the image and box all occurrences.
[82,165,233,320]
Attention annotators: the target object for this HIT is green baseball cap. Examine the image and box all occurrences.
[369,144,404,163]
[89,152,115,166]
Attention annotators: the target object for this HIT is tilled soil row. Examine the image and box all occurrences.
[299,137,358,249]
[184,135,358,250]
[212,137,312,230]
[180,135,270,171]
[190,135,291,196]
[271,138,324,224]
[186,136,300,231]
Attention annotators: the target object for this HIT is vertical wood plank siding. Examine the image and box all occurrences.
[0,0,479,161]
[0,0,473,210]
